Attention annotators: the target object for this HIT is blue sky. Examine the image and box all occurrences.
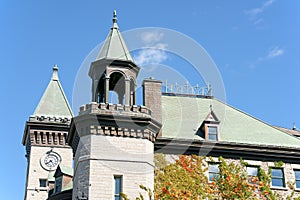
[1,1,299,199]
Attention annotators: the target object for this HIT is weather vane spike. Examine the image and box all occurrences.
[113,10,117,23]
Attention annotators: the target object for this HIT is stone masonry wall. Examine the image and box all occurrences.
[72,135,154,200]
[72,135,91,199]
[25,146,72,200]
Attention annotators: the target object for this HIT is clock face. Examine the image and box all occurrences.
[40,151,61,171]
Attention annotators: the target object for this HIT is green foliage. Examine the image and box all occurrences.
[126,155,300,200]
[212,157,258,199]
[274,161,284,168]
[257,167,276,200]
[153,153,168,170]
[154,154,212,199]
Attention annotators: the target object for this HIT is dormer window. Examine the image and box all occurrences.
[54,176,62,193]
[198,109,220,141]
[51,165,73,196]
[207,126,218,141]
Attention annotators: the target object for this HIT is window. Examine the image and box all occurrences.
[271,168,285,187]
[208,126,218,141]
[54,177,62,193]
[294,170,300,189]
[114,175,122,200]
[208,163,219,181]
[246,166,258,184]
[39,179,47,187]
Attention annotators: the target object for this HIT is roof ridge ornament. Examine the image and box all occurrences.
[52,64,59,81]
[112,10,118,29]
[293,122,297,130]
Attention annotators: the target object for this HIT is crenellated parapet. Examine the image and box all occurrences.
[67,102,162,154]
[23,115,72,157]
[79,102,151,116]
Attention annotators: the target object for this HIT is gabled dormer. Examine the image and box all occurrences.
[52,165,73,195]
[198,108,220,141]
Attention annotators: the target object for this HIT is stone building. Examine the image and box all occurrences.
[22,11,300,199]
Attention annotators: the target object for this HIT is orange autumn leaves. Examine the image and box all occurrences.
[154,155,274,200]
[123,154,300,200]
[155,154,210,199]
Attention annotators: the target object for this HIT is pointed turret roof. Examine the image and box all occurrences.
[96,10,134,62]
[33,65,73,118]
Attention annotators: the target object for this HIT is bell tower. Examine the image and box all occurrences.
[68,11,161,199]
[89,10,139,106]
[22,66,73,200]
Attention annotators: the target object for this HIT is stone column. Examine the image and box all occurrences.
[92,79,98,102]
[105,76,110,103]
[125,78,130,105]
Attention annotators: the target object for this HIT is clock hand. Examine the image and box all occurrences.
[45,160,53,165]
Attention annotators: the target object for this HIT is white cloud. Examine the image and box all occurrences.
[140,31,164,44]
[250,46,284,68]
[267,46,284,59]
[134,31,169,67]
[245,0,275,22]
[134,45,168,66]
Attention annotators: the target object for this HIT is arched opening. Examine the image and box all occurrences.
[109,72,125,104]
[108,90,121,104]
[96,75,105,103]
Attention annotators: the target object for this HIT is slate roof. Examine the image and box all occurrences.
[33,66,73,118]
[161,95,300,148]
[96,11,133,62]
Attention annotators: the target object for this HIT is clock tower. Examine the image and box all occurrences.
[22,66,73,200]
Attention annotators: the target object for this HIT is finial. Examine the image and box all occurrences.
[293,122,297,130]
[52,64,59,80]
[113,10,117,23]
[111,10,119,29]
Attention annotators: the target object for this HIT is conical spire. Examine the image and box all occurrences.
[96,10,134,62]
[33,65,73,118]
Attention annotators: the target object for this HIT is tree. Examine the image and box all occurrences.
[123,154,300,199]
[154,154,211,199]
[153,154,300,200]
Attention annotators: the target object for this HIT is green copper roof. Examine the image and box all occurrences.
[96,10,134,62]
[162,95,300,148]
[57,165,73,177]
[48,171,55,182]
[33,66,73,118]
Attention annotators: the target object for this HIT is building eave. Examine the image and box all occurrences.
[155,137,300,164]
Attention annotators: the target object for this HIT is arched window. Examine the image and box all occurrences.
[109,72,125,104]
